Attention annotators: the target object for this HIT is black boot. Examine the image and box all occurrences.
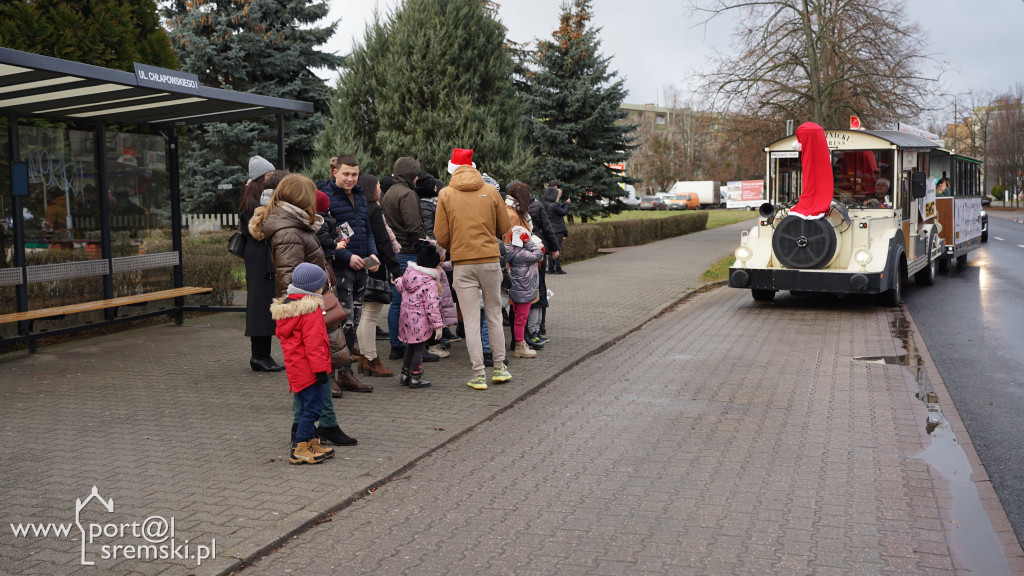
[290,422,297,444]
[399,367,411,386]
[317,425,357,446]
[250,356,285,372]
[389,345,406,360]
[409,369,431,389]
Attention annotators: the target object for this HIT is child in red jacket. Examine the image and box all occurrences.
[271,262,334,465]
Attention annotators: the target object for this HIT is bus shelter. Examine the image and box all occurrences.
[0,47,313,350]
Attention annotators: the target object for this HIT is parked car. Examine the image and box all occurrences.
[638,195,667,210]
[666,194,700,210]
[619,195,640,209]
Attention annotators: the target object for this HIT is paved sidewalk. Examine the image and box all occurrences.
[242,284,1023,576]
[1,219,1021,575]
[0,222,747,575]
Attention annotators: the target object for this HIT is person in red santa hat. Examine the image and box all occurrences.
[434,148,512,390]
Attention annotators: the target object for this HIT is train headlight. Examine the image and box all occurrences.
[854,249,872,268]
[735,246,752,265]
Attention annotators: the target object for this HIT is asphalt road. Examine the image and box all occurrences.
[903,215,1024,550]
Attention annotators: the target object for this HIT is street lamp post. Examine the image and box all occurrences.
[939,90,972,153]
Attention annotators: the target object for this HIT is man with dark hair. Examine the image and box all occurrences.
[317,155,377,393]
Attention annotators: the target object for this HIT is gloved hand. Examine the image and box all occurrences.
[315,371,329,385]
[433,327,442,342]
[519,232,531,244]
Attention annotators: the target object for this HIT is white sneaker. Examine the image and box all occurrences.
[426,344,449,358]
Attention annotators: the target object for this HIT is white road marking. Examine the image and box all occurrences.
[1019,245,1024,249]
[994,237,1004,241]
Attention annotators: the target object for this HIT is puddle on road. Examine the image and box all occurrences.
[855,313,1011,575]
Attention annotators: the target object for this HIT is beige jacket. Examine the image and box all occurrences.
[435,166,511,265]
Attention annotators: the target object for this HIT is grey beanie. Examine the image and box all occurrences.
[259,189,274,206]
[290,262,326,294]
[248,155,275,181]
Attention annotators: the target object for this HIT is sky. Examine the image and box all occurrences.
[318,0,1024,123]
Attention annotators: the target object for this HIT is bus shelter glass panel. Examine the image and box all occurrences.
[0,125,172,326]
[105,131,173,297]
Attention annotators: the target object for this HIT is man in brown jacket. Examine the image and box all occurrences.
[434,148,511,390]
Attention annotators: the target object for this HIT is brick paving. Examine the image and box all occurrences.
[241,288,1023,576]
[1,219,1021,575]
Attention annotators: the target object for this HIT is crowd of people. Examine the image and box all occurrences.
[236,149,570,465]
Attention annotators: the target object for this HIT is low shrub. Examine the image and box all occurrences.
[561,212,708,263]
[182,230,244,306]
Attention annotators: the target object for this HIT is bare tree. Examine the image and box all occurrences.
[624,89,726,193]
[691,0,936,130]
[985,86,1024,206]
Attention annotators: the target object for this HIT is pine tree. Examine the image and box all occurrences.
[163,0,342,212]
[524,0,635,220]
[314,0,530,183]
[0,0,177,71]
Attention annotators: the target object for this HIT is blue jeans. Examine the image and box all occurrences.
[293,379,337,427]
[293,382,325,444]
[388,254,416,348]
[480,312,491,354]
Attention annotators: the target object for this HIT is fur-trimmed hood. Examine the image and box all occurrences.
[248,205,270,240]
[406,262,439,279]
[270,294,323,322]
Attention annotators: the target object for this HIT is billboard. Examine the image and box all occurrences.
[725,180,765,209]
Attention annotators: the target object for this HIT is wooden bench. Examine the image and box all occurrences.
[0,287,212,324]
[0,287,212,352]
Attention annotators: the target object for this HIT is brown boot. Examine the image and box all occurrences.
[289,441,325,465]
[338,367,374,393]
[364,356,394,377]
[331,370,344,398]
[355,354,368,375]
[308,436,335,459]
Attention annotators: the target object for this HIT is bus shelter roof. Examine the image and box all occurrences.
[0,47,312,127]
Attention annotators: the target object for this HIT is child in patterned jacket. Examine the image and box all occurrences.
[394,241,444,388]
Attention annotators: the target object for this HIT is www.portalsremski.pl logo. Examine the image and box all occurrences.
[9,486,217,567]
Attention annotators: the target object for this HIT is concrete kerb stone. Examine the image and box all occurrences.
[198,274,730,576]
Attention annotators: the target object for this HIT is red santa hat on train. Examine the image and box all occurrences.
[789,122,833,220]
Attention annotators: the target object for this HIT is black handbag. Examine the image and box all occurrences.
[228,231,247,258]
[364,275,392,304]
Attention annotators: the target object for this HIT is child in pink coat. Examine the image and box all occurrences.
[394,241,443,388]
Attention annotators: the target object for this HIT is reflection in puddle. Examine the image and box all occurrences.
[853,312,1011,575]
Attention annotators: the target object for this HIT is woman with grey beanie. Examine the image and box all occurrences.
[239,156,285,372]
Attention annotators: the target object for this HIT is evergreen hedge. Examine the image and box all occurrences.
[561,212,708,263]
